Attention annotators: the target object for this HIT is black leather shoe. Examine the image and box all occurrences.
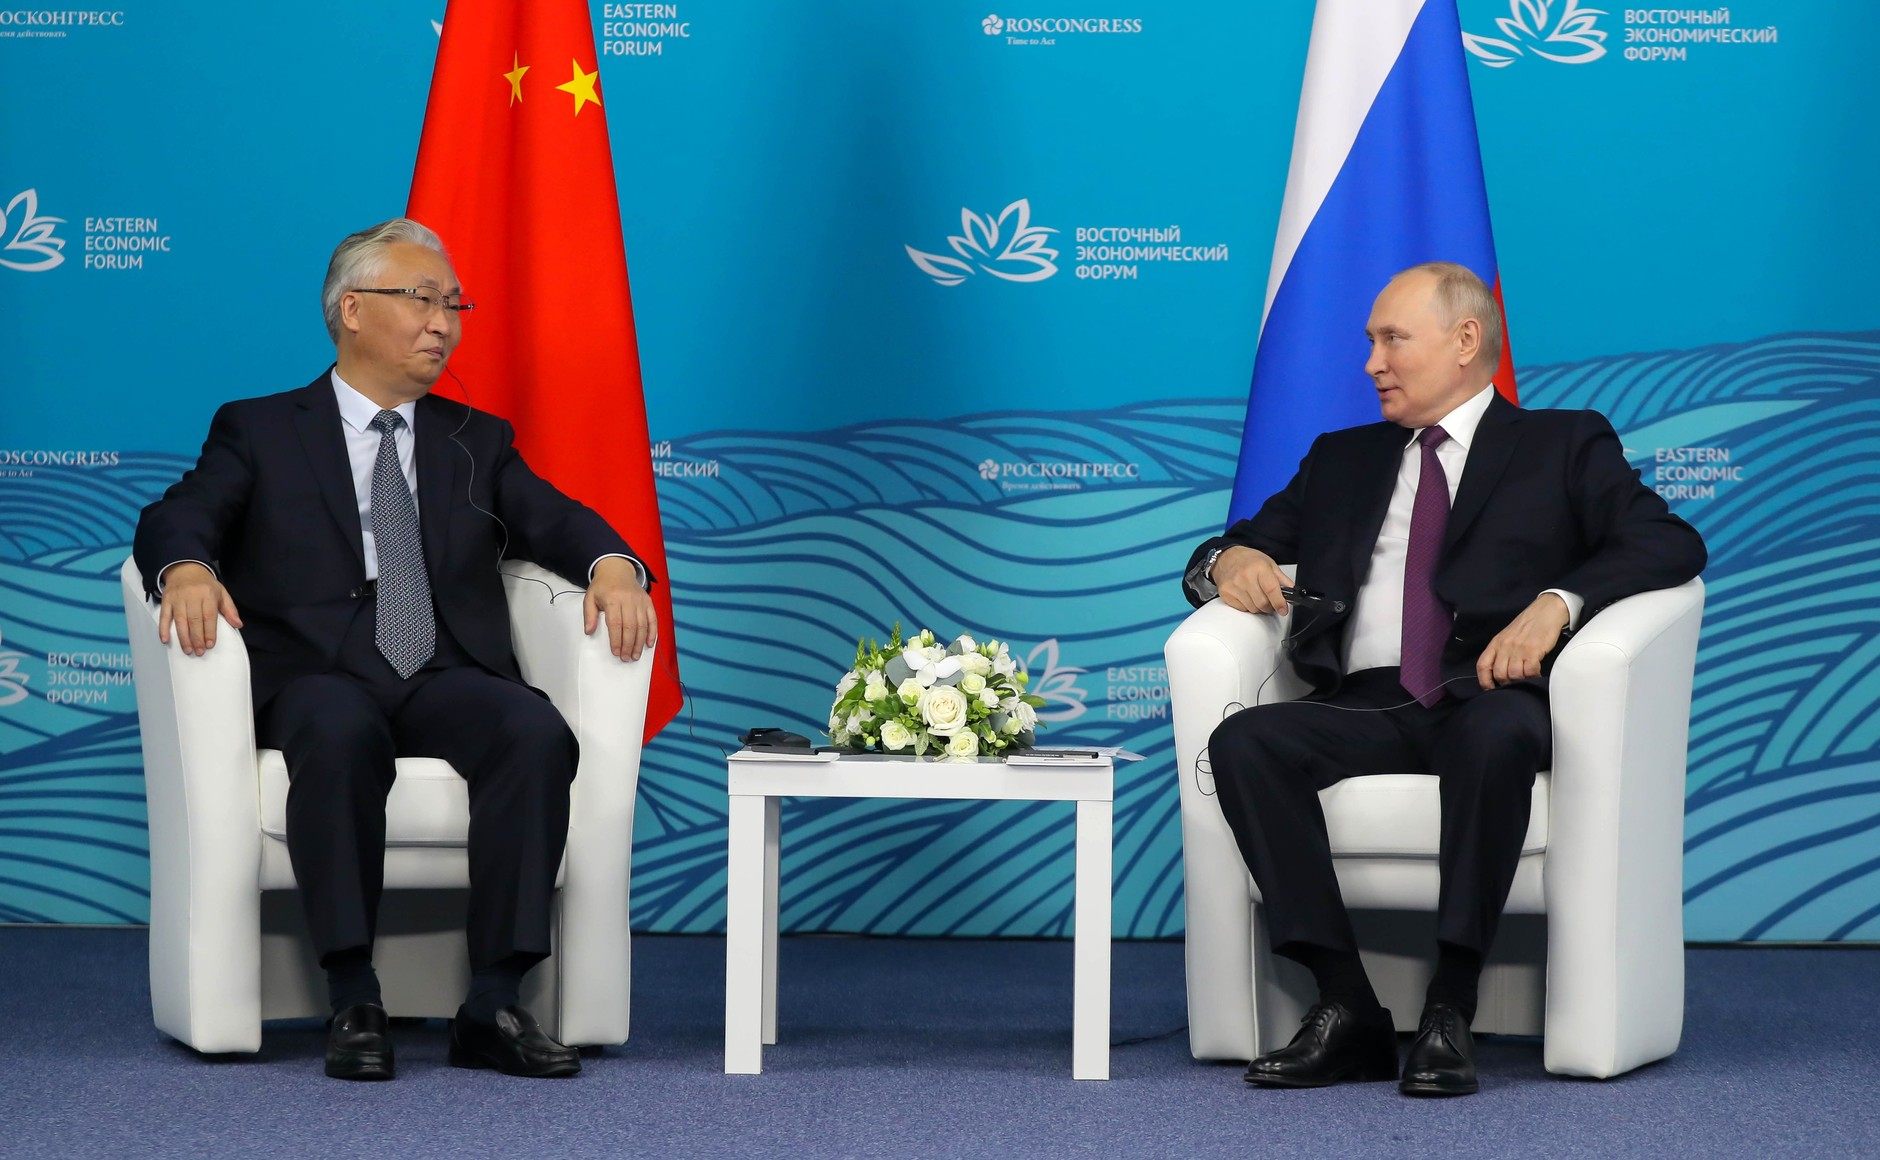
[1400,1002,1478,1096]
[1244,1001,1398,1088]
[449,1005,581,1078]
[325,1002,394,1081]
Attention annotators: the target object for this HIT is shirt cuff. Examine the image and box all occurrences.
[1542,588,1584,630]
[156,560,216,595]
[591,553,649,591]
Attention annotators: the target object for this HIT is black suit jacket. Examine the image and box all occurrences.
[1184,394,1706,699]
[134,371,645,711]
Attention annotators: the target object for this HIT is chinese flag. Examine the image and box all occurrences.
[409,0,680,740]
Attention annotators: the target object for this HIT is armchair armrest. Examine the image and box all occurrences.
[1164,583,1306,1060]
[1542,577,1705,1076]
[120,557,264,1052]
[501,561,653,1044]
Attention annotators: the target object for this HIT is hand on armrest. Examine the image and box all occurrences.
[156,563,243,657]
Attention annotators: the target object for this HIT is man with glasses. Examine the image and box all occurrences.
[133,218,656,1081]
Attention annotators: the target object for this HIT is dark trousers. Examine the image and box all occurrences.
[1208,667,1551,960]
[255,598,578,971]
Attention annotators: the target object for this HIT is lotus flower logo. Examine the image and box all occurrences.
[0,630,31,707]
[977,459,1001,482]
[982,14,1004,36]
[0,189,67,273]
[906,198,1060,286]
[1463,0,1608,67]
[1025,639,1088,723]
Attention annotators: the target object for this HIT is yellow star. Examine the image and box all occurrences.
[503,53,529,106]
[555,58,602,116]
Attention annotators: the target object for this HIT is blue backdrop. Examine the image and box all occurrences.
[2,1,1875,940]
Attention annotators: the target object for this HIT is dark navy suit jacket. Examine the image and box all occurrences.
[1184,394,1707,699]
[134,371,643,711]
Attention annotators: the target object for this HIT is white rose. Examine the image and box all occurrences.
[1000,714,1023,735]
[944,731,980,758]
[864,674,889,702]
[919,685,970,737]
[879,720,914,751]
[959,672,986,696]
[897,677,924,704]
[960,652,993,677]
[980,689,1001,709]
[1012,700,1039,732]
[836,671,859,697]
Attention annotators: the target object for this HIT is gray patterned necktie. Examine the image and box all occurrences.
[369,410,435,678]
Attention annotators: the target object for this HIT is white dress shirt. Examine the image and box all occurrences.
[1341,385,1581,674]
[332,370,419,582]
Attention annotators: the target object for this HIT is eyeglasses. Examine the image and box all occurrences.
[351,287,476,316]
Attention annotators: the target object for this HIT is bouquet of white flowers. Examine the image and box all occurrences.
[827,626,1044,758]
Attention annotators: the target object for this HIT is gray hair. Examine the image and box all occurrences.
[320,218,449,343]
[1397,261,1505,372]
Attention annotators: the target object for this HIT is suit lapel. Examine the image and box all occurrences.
[290,372,367,572]
[1444,393,1522,552]
[414,394,457,580]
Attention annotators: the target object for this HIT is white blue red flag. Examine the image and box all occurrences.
[1229,0,1518,521]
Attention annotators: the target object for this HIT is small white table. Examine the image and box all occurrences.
[723,750,1115,1080]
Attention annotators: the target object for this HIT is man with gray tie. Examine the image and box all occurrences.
[134,219,657,1081]
[1183,263,1705,1096]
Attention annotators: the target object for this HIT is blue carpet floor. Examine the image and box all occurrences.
[0,930,1875,1157]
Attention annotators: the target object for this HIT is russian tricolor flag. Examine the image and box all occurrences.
[1229,0,1518,521]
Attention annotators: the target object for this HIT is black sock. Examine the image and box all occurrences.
[321,946,381,1014]
[1426,942,1484,1024]
[462,954,532,1024]
[1288,944,1384,1018]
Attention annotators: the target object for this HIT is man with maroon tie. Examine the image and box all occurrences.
[1183,263,1706,1096]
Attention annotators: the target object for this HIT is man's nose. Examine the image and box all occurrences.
[1364,342,1386,378]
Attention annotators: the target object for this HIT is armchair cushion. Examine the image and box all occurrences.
[1316,772,1551,861]
[258,752,467,848]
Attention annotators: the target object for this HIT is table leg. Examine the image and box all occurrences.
[762,795,780,1045]
[1073,798,1112,1080]
[724,792,767,1074]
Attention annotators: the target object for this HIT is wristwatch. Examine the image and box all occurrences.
[1203,547,1227,581]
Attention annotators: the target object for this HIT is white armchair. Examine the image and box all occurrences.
[121,558,652,1054]
[1165,575,1703,1078]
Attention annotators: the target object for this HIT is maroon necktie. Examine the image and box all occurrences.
[1400,425,1452,707]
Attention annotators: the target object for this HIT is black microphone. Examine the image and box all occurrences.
[1282,585,1348,614]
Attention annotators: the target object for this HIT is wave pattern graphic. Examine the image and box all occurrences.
[1520,332,1880,940]
[2,334,1876,940]
[0,455,189,921]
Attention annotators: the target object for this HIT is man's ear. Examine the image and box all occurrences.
[1455,317,1483,368]
[339,291,363,336]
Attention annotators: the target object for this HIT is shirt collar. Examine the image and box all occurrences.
[1403,384,1496,452]
[330,369,418,435]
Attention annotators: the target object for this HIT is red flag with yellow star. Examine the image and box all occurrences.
[408,0,680,740]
